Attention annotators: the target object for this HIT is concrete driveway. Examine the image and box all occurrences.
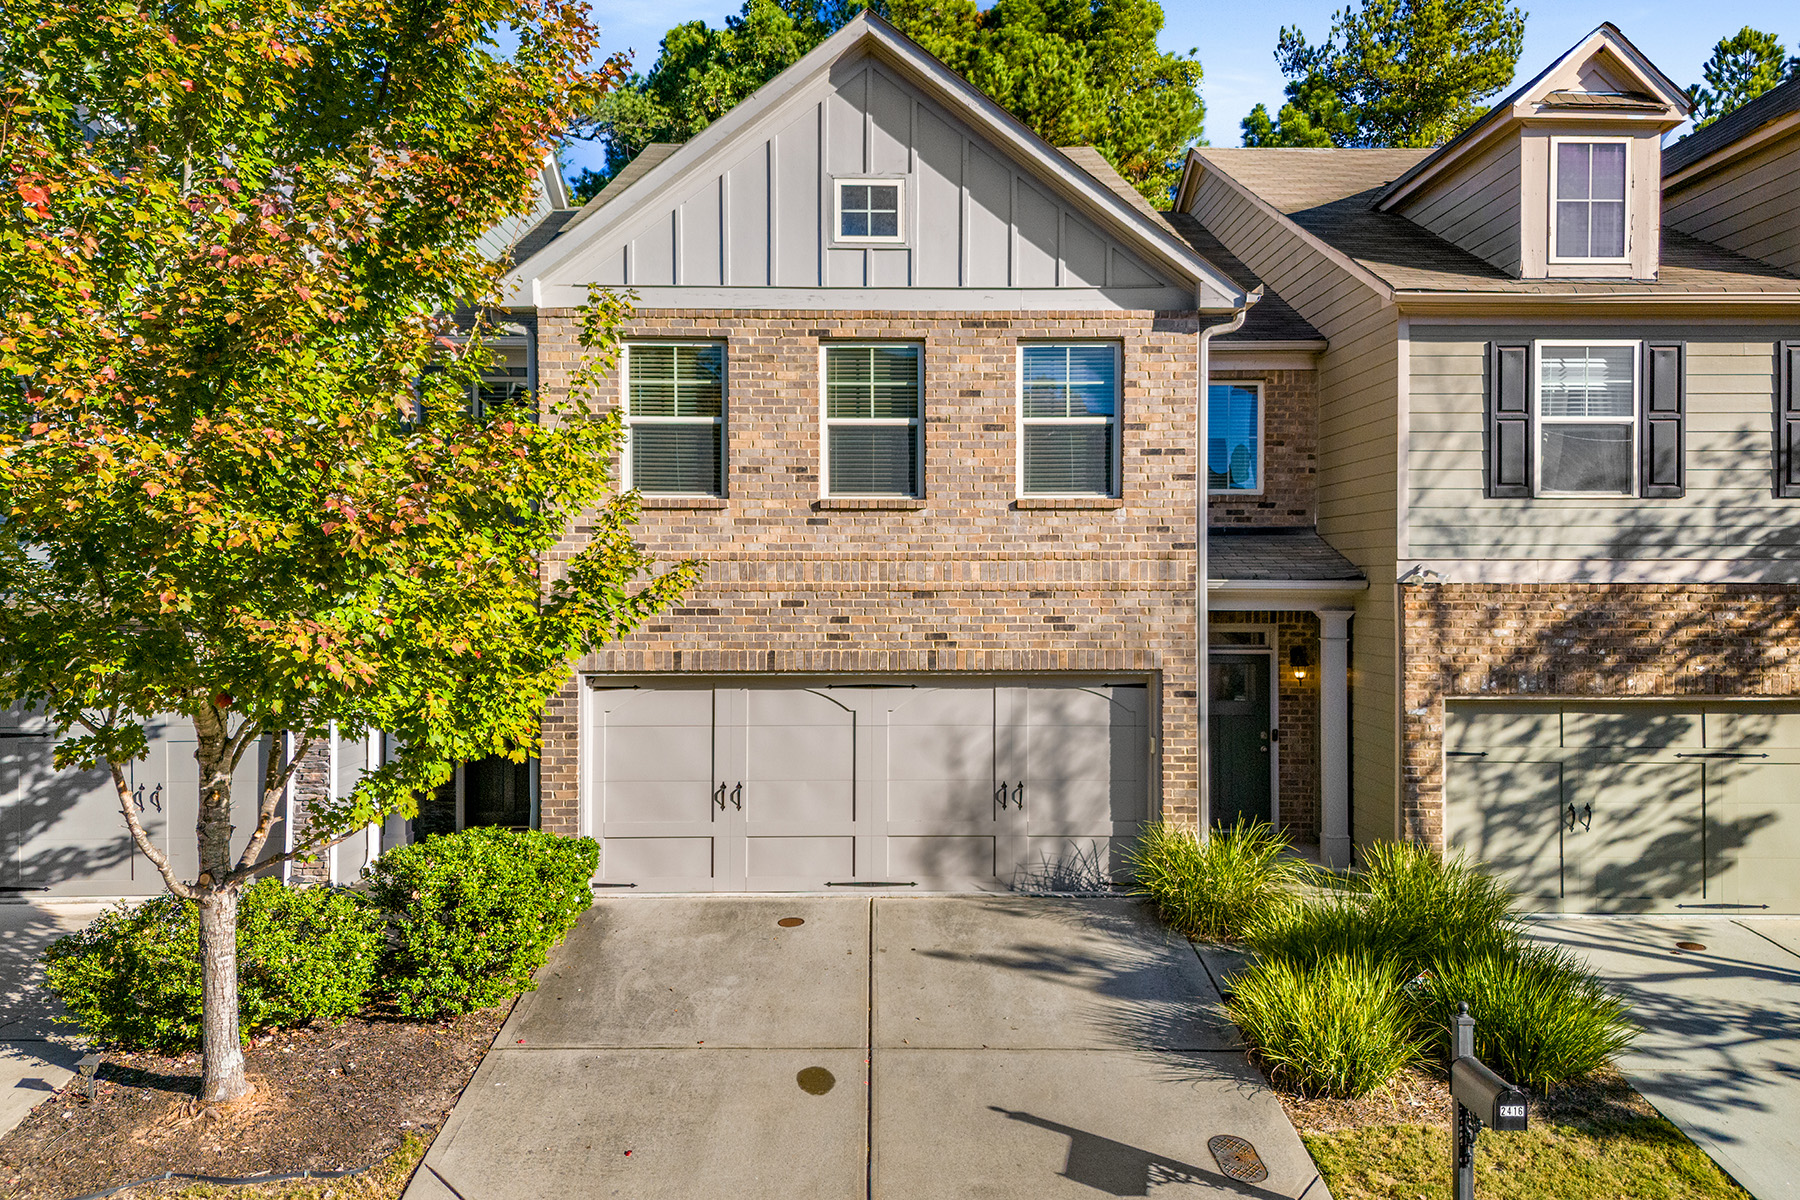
[1532,917,1800,1200]
[0,900,108,1137]
[406,896,1330,1200]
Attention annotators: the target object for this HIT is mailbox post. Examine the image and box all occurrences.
[1449,1002,1529,1200]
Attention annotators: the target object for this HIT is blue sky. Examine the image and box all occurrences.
[562,1,1800,179]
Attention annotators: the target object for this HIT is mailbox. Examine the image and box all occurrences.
[1452,1055,1529,1132]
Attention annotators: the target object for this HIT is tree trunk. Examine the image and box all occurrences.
[196,887,250,1104]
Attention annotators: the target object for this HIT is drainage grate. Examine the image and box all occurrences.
[1208,1134,1268,1183]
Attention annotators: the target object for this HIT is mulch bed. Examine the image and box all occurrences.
[0,1004,509,1200]
[1269,1060,1659,1136]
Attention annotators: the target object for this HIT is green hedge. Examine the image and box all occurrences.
[42,879,381,1053]
[368,826,598,1019]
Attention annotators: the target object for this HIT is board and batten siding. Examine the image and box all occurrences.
[1665,127,1800,275]
[574,52,1175,297]
[1184,168,1404,845]
[1408,324,1800,568]
[1393,135,1522,277]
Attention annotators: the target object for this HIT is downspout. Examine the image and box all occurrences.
[1196,286,1261,835]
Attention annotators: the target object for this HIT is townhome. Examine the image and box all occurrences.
[1178,25,1800,912]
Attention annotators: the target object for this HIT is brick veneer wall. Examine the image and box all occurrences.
[1209,611,1321,844]
[535,308,1211,834]
[1208,369,1316,528]
[286,742,331,885]
[1401,582,1800,848]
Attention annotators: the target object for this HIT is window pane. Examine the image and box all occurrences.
[1208,383,1260,490]
[463,755,534,829]
[1540,346,1634,418]
[1557,143,1590,200]
[1066,345,1117,416]
[1556,201,1590,259]
[1541,423,1632,494]
[869,184,899,212]
[869,346,920,418]
[632,424,722,494]
[870,209,899,238]
[842,184,869,211]
[1024,424,1112,495]
[629,345,678,416]
[842,210,869,238]
[830,424,916,495]
[1022,345,1116,418]
[1591,200,1625,258]
[1022,345,1071,418]
[825,347,873,419]
[1592,143,1627,200]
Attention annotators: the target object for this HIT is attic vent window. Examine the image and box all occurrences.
[1552,141,1627,260]
[837,180,902,241]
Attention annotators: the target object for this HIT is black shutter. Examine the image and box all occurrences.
[1640,342,1685,498]
[1779,341,1800,498]
[1486,343,1532,498]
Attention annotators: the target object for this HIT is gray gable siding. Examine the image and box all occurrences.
[1664,126,1800,276]
[1394,135,1522,276]
[578,53,1175,296]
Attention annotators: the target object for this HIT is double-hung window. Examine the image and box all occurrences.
[1019,344,1119,496]
[824,344,921,496]
[623,343,725,496]
[1552,140,1628,261]
[1207,382,1262,493]
[472,335,532,418]
[1536,341,1638,495]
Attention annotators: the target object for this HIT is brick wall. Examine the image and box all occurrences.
[535,308,1211,832]
[1208,369,1316,528]
[1209,611,1321,844]
[1401,582,1800,848]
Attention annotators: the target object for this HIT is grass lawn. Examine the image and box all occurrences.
[1290,1070,1748,1200]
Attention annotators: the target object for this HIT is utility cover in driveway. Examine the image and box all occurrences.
[589,682,1149,892]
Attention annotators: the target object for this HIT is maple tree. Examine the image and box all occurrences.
[0,0,695,1103]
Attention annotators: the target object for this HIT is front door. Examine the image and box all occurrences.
[1209,654,1272,829]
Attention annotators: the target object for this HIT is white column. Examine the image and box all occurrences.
[1320,610,1354,868]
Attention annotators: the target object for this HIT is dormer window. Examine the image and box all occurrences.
[1552,140,1628,261]
[836,180,902,242]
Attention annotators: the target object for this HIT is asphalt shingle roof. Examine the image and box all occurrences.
[1209,529,1365,582]
[1665,75,1800,176]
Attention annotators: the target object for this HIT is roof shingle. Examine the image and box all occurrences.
[1209,529,1365,582]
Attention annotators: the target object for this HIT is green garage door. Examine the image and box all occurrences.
[1445,701,1800,913]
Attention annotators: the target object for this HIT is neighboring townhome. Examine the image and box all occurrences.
[1178,24,1800,913]
[488,10,1363,893]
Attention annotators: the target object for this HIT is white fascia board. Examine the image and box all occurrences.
[506,12,1243,310]
[1208,580,1371,611]
[528,284,1196,311]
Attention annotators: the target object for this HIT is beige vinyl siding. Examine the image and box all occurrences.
[1395,136,1523,276]
[1665,127,1800,274]
[1408,325,1800,562]
[1187,171,1403,845]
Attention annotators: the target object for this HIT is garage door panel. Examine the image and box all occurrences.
[888,781,999,828]
[1564,760,1705,905]
[603,725,713,784]
[886,835,996,880]
[602,689,714,727]
[601,836,716,885]
[745,835,854,882]
[6,741,135,890]
[891,688,994,727]
[1562,708,1702,751]
[1018,836,1127,891]
[1708,761,1800,908]
[887,724,993,783]
[1703,710,1800,751]
[1445,759,1562,902]
[1444,703,1562,754]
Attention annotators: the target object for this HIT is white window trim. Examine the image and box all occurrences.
[833,177,907,245]
[1532,339,1639,498]
[1207,379,1265,497]
[1547,136,1632,265]
[820,342,923,499]
[620,340,727,497]
[1015,342,1123,499]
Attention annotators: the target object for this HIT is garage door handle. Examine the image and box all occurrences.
[731,782,743,810]
[1565,803,1592,832]
[995,781,1010,809]
[1013,781,1024,810]
[714,782,728,811]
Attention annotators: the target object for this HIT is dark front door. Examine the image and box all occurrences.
[1210,654,1272,829]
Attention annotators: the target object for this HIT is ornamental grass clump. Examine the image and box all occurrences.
[1351,840,1521,971]
[1412,944,1638,1091]
[1226,952,1421,1098]
[1125,819,1307,942]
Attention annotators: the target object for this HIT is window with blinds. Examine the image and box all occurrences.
[472,338,532,418]
[1536,342,1636,495]
[1020,344,1119,496]
[1208,382,1262,493]
[824,344,921,496]
[624,343,725,496]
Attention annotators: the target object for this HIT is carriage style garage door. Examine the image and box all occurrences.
[1446,700,1800,913]
[587,682,1150,892]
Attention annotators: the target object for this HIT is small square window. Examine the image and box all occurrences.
[837,180,902,241]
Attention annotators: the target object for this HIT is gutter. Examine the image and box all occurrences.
[1195,286,1261,834]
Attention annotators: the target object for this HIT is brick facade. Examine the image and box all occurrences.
[535,308,1212,831]
[1208,368,1316,528]
[1400,582,1800,847]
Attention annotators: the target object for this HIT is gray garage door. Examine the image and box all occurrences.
[0,714,268,896]
[1446,701,1800,913]
[588,682,1150,892]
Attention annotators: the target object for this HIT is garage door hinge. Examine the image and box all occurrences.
[1674,752,1769,759]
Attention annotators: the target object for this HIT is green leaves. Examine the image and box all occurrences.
[1690,27,1800,130]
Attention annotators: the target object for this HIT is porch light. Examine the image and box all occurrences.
[1289,645,1312,680]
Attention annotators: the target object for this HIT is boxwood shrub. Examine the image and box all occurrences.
[368,827,598,1019]
[42,879,382,1053]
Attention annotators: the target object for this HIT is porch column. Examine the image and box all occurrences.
[1320,610,1353,868]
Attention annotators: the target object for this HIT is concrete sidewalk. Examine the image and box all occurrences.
[1532,916,1800,1200]
[406,896,1329,1200]
[0,900,108,1137]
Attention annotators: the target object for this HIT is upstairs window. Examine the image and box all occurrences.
[472,336,532,418]
[1537,342,1636,495]
[623,343,725,496]
[1552,141,1628,260]
[1208,382,1262,493]
[836,180,902,242]
[824,344,920,496]
[1020,344,1119,496]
